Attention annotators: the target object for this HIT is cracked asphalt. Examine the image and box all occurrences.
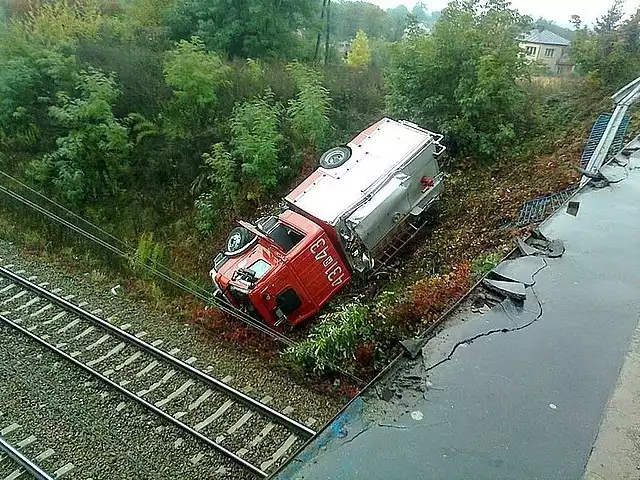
[275,145,640,479]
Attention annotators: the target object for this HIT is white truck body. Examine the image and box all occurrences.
[285,118,445,271]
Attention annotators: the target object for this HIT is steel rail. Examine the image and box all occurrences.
[0,266,316,440]
[0,434,55,480]
[0,312,268,478]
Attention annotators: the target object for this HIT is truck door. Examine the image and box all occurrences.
[287,231,350,319]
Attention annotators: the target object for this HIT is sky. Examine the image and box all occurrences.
[368,0,639,27]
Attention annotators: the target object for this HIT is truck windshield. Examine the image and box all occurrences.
[248,259,271,279]
[257,217,305,253]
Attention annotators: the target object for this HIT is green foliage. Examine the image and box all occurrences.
[0,32,77,151]
[75,36,170,119]
[470,251,503,283]
[245,58,264,83]
[125,0,177,29]
[163,36,231,136]
[230,90,283,195]
[132,231,166,274]
[193,143,238,232]
[12,0,108,47]
[286,62,331,149]
[164,0,317,59]
[283,303,374,373]
[164,36,230,106]
[28,68,131,206]
[346,29,371,68]
[387,0,532,161]
[570,2,640,91]
[126,112,159,145]
[387,5,410,41]
[330,1,391,41]
[325,65,385,143]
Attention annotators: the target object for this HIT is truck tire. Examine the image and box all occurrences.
[319,146,351,169]
[225,226,255,255]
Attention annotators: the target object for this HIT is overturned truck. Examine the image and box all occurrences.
[210,118,446,328]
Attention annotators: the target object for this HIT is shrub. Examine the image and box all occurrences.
[286,62,331,150]
[230,89,284,196]
[391,260,471,327]
[131,231,165,275]
[283,303,382,374]
[192,142,238,233]
[162,36,231,137]
[470,251,503,283]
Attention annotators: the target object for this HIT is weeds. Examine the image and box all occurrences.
[131,232,165,276]
[470,252,503,284]
[389,261,472,330]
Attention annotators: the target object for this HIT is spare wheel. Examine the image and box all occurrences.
[225,226,255,255]
[319,146,351,169]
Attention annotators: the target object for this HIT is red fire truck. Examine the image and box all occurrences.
[210,118,445,328]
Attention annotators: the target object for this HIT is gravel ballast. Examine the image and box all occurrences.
[0,239,343,478]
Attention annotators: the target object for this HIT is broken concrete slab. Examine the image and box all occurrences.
[482,278,526,301]
[518,236,565,258]
[500,294,543,328]
[400,338,426,359]
[490,256,546,287]
[567,201,580,216]
[518,237,544,256]
[545,239,565,257]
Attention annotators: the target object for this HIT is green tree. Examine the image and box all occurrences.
[11,0,107,48]
[346,29,372,68]
[193,142,239,232]
[387,0,532,160]
[0,40,77,152]
[164,0,317,59]
[286,62,331,149]
[28,68,132,206]
[387,5,410,41]
[570,2,640,90]
[230,90,283,196]
[162,36,231,137]
[412,2,430,24]
[330,1,392,41]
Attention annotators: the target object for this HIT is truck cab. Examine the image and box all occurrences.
[210,210,350,327]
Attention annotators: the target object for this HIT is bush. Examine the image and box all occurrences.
[283,303,393,374]
[192,142,238,233]
[230,89,284,196]
[162,36,231,137]
[390,260,471,328]
[27,67,132,207]
[286,62,331,150]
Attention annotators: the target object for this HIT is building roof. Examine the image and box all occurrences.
[522,28,571,46]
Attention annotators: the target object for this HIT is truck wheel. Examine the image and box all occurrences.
[225,227,255,255]
[319,146,351,169]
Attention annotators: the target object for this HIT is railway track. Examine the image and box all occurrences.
[0,415,74,480]
[0,264,317,478]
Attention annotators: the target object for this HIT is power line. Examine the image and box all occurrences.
[0,176,294,345]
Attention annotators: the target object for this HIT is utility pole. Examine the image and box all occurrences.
[324,0,331,65]
[314,0,328,62]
